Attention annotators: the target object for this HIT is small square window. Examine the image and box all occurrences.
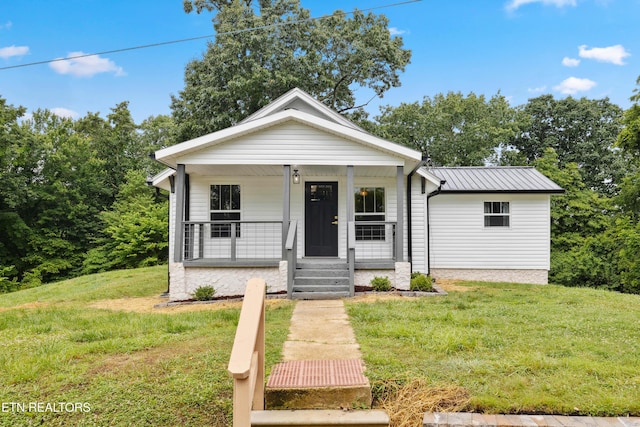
[484,202,510,227]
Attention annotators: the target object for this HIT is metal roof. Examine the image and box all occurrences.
[425,167,565,193]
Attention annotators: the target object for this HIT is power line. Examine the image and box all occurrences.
[0,0,421,72]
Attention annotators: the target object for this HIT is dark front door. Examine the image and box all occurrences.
[305,182,339,257]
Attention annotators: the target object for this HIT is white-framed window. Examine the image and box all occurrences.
[484,201,510,227]
[355,187,385,240]
[210,184,241,238]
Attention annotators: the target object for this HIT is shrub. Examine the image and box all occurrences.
[371,276,392,292]
[410,273,434,292]
[193,286,216,301]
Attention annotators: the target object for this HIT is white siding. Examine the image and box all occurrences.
[429,194,551,270]
[177,122,407,166]
[410,174,427,273]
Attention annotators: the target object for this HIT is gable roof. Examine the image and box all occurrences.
[426,167,565,194]
[239,87,364,132]
[155,88,422,168]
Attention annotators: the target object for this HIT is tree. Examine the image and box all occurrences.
[15,110,107,285]
[617,76,640,155]
[372,92,520,166]
[510,95,627,196]
[139,115,178,176]
[171,0,411,140]
[534,148,619,290]
[0,97,31,284]
[83,171,169,274]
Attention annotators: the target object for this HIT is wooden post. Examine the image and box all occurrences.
[228,278,266,427]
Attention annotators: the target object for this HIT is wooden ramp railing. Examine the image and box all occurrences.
[227,278,266,427]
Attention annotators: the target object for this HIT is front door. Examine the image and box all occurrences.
[305,182,339,257]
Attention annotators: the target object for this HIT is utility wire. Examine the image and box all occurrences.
[0,0,421,72]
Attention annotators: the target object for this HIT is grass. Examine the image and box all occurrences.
[0,266,294,426]
[346,282,640,417]
[3,269,640,424]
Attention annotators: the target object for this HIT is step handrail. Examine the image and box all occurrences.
[285,220,298,298]
[227,277,266,427]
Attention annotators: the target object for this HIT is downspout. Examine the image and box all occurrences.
[406,159,429,268]
[426,180,446,276]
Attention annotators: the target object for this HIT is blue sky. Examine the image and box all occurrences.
[1,0,638,124]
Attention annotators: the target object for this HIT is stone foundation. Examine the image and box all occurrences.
[168,262,286,301]
[430,268,548,285]
[353,262,411,290]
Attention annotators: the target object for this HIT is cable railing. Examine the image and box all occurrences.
[183,221,283,261]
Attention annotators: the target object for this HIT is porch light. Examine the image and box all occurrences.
[292,169,301,184]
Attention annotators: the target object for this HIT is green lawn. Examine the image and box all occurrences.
[0,266,294,426]
[2,270,639,425]
[346,282,640,416]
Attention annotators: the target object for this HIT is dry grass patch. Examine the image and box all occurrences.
[88,296,290,314]
[434,279,478,293]
[377,379,470,427]
[0,301,50,312]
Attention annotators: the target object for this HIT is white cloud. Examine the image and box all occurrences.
[49,51,125,77]
[50,107,79,119]
[553,77,596,94]
[389,27,406,36]
[0,21,12,30]
[0,45,29,59]
[528,86,547,93]
[562,57,580,67]
[578,44,630,65]
[506,0,576,12]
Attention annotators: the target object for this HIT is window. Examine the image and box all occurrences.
[484,201,510,227]
[355,187,385,240]
[210,185,241,237]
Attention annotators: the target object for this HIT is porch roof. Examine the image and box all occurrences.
[155,109,422,170]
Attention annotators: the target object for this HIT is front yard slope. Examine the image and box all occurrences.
[347,282,640,417]
[0,266,294,426]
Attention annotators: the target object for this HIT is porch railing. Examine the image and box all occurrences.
[183,221,283,262]
[353,221,397,261]
[182,220,395,264]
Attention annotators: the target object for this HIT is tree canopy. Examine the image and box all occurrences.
[171,0,411,141]
[509,95,627,196]
[372,91,520,166]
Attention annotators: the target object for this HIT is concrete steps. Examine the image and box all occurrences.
[265,359,370,410]
[293,262,350,300]
[251,409,389,426]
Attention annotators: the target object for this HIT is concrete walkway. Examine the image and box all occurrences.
[265,300,372,410]
[282,299,362,361]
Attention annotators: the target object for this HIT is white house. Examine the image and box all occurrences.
[152,88,564,301]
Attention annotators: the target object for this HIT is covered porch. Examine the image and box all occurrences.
[153,88,423,300]
[168,163,409,298]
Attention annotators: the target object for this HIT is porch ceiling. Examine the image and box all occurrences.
[184,164,401,177]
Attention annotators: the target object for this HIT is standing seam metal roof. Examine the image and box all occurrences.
[424,167,564,193]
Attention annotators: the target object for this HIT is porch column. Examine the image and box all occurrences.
[346,165,354,222]
[174,164,186,262]
[347,165,355,296]
[282,165,291,258]
[396,165,404,262]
